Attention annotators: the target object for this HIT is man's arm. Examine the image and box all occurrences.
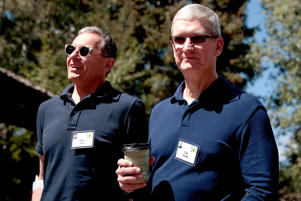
[31,155,44,201]
[240,108,279,200]
[124,99,148,143]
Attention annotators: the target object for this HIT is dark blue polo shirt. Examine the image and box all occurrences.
[148,76,278,201]
[35,81,148,201]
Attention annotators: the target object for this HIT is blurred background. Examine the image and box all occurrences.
[0,0,300,200]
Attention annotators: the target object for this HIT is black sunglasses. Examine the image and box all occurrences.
[65,44,94,57]
[170,35,218,45]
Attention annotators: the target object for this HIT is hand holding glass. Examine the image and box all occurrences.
[122,143,150,183]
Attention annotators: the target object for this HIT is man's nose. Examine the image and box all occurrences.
[69,48,80,57]
[182,38,194,50]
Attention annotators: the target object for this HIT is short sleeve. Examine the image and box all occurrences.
[239,108,279,200]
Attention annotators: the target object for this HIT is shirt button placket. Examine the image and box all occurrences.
[181,104,190,127]
[68,107,81,130]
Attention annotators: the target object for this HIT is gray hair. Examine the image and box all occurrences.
[171,4,221,37]
[78,26,117,59]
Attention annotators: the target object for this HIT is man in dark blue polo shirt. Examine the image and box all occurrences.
[116,4,279,201]
[31,26,148,201]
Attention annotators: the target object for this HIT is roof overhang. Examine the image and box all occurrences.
[0,67,54,131]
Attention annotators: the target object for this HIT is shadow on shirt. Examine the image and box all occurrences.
[151,180,175,201]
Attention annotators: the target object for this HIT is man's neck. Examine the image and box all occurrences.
[183,73,218,105]
[72,81,105,104]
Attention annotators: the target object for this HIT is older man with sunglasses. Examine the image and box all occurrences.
[31,26,148,201]
[116,4,279,201]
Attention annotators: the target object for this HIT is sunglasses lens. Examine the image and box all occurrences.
[173,37,186,44]
[65,45,75,55]
[65,45,91,57]
[172,35,211,45]
[79,47,90,56]
[190,36,206,43]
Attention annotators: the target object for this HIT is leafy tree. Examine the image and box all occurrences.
[248,0,301,199]
[0,0,255,111]
[0,0,256,200]
[0,124,38,201]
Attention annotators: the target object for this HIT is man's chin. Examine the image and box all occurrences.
[179,63,196,71]
[68,74,81,82]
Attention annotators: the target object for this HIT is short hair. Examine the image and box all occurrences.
[78,26,117,59]
[171,4,221,37]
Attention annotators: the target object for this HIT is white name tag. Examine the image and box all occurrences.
[71,130,95,149]
[175,140,199,165]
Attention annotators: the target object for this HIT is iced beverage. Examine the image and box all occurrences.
[123,143,150,183]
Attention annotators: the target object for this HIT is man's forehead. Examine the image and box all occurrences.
[173,17,207,25]
[171,18,208,34]
[72,32,102,46]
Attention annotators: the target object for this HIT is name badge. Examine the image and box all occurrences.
[175,140,199,165]
[71,130,95,149]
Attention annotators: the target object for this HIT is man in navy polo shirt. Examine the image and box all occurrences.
[116,4,279,201]
[31,26,148,201]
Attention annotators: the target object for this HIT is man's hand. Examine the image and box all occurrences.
[31,189,43,201]
[116,157,155,193]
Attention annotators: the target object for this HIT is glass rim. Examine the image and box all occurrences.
[122,143,150,150]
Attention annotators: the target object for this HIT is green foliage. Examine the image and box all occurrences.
[0,0,255,110]
[248,0,301,197]
[0,0,255,200]
[0,124,38,201]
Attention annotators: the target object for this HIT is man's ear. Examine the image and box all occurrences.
[105,58,115,73]
[215,37,224,56]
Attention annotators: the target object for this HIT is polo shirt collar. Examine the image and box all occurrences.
[171,75,240,105]
[171,81,186,104]
[60,81,120,102]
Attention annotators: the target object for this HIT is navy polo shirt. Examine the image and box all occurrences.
[148,76,278,201]
[35,81,148,201]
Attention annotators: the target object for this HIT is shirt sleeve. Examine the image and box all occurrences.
[122,99,151,200]
[239,107,279,201]
[35,104,45,155]
[124,99,149,144]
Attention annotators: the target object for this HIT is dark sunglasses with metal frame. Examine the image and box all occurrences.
[65,44,101,57]
[170,35,218,45]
